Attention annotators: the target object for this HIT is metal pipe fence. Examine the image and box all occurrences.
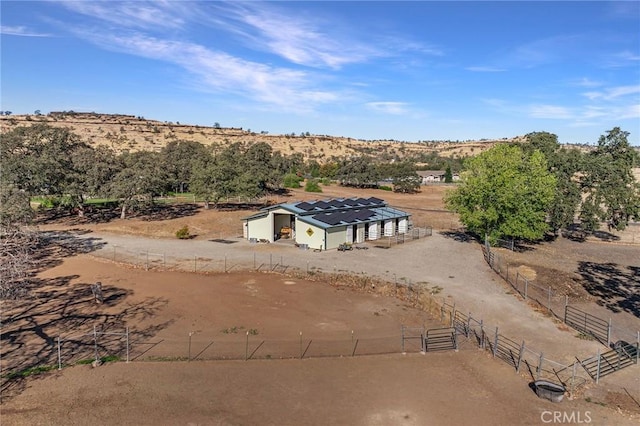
[482,243,639,352]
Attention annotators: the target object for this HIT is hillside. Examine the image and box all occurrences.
[0,112,516,162]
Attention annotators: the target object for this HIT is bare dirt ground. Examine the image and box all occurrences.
[4,184,639,424]
[1,257,637,426]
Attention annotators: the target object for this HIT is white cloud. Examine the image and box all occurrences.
[529,105,574,119]
[203,2,438,70]
[75,31,339,112]
[582,85,640,101]
[0,25,50,37]
[366,102,410,115]
[571,77,603,88]
[465,66,506,72]
[60,1,188,30]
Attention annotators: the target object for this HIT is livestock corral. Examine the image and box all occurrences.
[2,185,639,425]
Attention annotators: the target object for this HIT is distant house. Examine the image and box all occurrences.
[417,170,460,184]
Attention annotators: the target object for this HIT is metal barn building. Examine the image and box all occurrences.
[242,197,411,250]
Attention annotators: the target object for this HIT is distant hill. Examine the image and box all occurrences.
[0,112,521,163]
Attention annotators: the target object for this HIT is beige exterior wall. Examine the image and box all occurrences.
[294,220,325,250]
[245,215,272,241]
[326,226,347,250]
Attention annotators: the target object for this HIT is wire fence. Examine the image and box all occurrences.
[482,242,639,349]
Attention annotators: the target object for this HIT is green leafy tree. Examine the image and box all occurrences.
[161,140,208,193]
[304,179,322,193]
[523,132,583,235]
[336,157,381,188]
[191,144,242,208]
[108,151,168,219]
[283,173,302,188]
[390,162,421,193]
[444,165,453,183]
[580,127,639,231]
[445,144,557,242]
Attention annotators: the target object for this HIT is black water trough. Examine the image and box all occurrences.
[534,380,565,403]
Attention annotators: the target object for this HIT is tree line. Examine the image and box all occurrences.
[0,123,425,228]
[445,128,640,243]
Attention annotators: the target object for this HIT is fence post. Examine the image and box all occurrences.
[516,341,525,373]
[299,331,303,359]
[564,295,569,322]
[537,353,544,380]
[126,327,130,363]
[93,325,99,362]
[570,361,577,395]
[493,327,498,357]
[607,318,611,347]
[245,331,249,361]
[595,349,601,384]
[188,332,193,362]
[450,304,455,327]
[306,261,309,274]
[57,337,62,370]
[637,331,640,363]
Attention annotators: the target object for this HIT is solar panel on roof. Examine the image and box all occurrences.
[327,200,343,208]
[356,198,371,205]
[344,199,359,206]
[355,210,375,220]
[368,197,384,205]
[296,202,314,211]
[314,201,330,209]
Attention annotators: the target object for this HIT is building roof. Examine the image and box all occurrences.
[243,197,410,229]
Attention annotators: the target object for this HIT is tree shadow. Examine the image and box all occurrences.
[438,230,478,244]
[31,230,107,275]
[1,274,172,400]
[577,261,640,318]
[1,230,170,400]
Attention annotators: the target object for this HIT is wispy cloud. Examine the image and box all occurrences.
[366,102,410,115]
[571,77,604,88]
[202,2,437,70]
[76,30,339,112]
[465,66,506,73]
[528,104,574,119]
[0,25,50,37]
[583,85,640,101]
[60,1,188,31]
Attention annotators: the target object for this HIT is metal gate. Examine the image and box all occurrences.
[565,306,610,345]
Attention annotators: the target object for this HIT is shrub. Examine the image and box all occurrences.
[305,179,322,193]
[283,173,302,188]
[176,225,190,239]
[379,185,392,191]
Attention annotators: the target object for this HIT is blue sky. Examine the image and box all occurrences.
[1,1,639,145]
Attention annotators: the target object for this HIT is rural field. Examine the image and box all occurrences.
[2,184,639,425]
